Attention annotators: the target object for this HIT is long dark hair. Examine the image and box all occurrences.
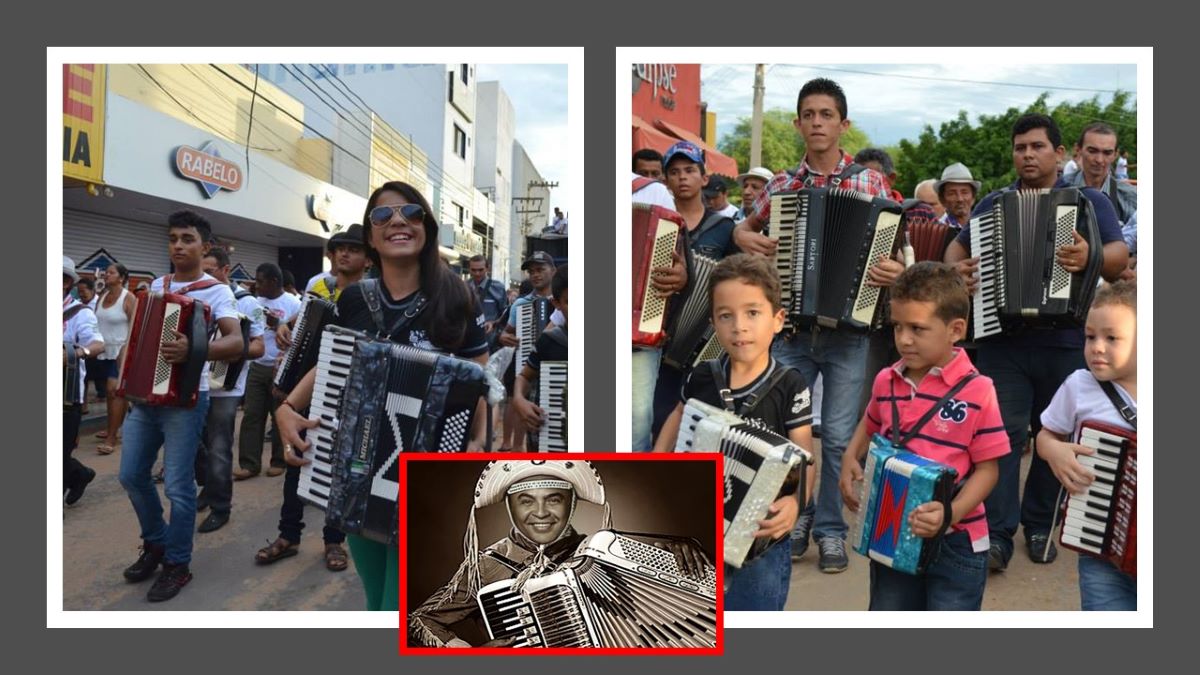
[362,181,478,351]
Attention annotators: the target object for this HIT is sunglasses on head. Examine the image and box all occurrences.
[368,203,425,227]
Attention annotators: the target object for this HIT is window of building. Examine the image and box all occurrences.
[454,124,467,160]
[383,64,395,71]
[453,203,465,227]
[345,64,356,75]
[460,64,469,85]
[447,72,454,103]
[364,64,376,73]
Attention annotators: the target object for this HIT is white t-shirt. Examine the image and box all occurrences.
[1062,159,1079,180]
[716,203,739,219]
[150,274,238,393]
[63,298,103,404]
[255,292,303,366]
[1040,369,1136,439]
[305,272,334,293]
[632,172,675,210]
[212,292,267,398]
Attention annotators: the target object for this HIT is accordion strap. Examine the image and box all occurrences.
[889,372,978,447]
[63,304,86,323]
[162,274,221,295]
[1097,377,1137,429]
[707,358,790,416]
[360,278,428,340]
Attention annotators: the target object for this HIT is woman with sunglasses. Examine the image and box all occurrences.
[273,181,489,611]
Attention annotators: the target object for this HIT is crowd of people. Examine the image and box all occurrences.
[635,77,1138,612]
[62,180,569,608]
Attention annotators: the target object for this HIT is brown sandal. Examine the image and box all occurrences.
[255,538,299,565]
[324,543,349,572]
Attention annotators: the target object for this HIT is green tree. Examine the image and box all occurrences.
[891,91,1136,198]
[718,108,872,177]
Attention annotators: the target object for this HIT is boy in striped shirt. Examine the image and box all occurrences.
[839,262,1007,610]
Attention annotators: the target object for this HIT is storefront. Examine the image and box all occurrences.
[631,64,738,177]
[63,74,367,289]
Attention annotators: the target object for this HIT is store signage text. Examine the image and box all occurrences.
[174,142,243,198]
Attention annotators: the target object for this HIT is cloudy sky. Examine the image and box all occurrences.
[701,63,1138,148]
[477,64,571,218]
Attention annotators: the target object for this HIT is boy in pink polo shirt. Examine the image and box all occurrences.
[839,262,1007,610]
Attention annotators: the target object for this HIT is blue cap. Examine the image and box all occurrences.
[662,141,705,171]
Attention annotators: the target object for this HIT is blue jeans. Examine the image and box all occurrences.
[975,344,1083,564]
[118,393,210,565]
[868,531,988,610]
[1078,556,1136,611]
[773,328,870,542]
[631,348,661,451]
[725,538,791,611]
[199,395,240,515]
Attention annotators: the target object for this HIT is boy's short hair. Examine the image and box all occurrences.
[551,263,568,301]
[890,261,970,323]
[256,262,282,283]
[708,253,782,313]
[167,210,213,241]
[1092,279,1135,312]
[204,247,231,268]
[796,77,848,121]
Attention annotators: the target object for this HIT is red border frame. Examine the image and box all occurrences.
[398,452,725,656]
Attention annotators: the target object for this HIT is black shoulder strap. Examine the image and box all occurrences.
[1107,175,1128,223]
[1097,378,1137,429]
[706,359,735,412]
[359,278,429,340]
[689,211,730,243]
[63,304,86,322]
[233,287,251,300]
[890,373,978,446]
[323,276,337,297]
[741,365,792,417]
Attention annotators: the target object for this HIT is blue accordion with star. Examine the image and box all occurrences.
[848,435,957,575]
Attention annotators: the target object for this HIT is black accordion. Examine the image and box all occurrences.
[516,297,552,372]
[208,313,251,391]
[300,326,488,545]
[535,361,567,452]
[662,253,725,370]
[770,188,903,331]
[63,341,81,407]
[969,188,1102,340]
[477,530,717,648]
[273,294,337,395]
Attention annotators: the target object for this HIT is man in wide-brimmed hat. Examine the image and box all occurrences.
[935,162,981,229]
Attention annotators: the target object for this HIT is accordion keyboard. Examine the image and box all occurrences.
[296,328,355,509]
[538,362,568,452]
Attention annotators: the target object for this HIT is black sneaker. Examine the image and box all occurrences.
[197,511,229,533]
[65,467,96,506]
[988,542,1008,572]
[1027,532,1058,564]
[124,542,166,582]
[817,537,848,573]
[147,563,192,602]
[791,512,814,561]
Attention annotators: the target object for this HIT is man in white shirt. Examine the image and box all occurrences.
[195,247,266,533]
[235,263,301,480]
[702,176,739,219]
[63,256,105,506]
[116,211,242,602]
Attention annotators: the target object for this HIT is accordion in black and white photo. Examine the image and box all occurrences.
[478,530,717,648]
[770,187,903,331]
[968,187,1102,340]
[675,399,810,567]
[273,294,337,396]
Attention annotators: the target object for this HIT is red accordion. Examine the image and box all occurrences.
[117,280,214,407]
[904,212,957,263]
[1058,420,1136,577]
[632,204,684,347]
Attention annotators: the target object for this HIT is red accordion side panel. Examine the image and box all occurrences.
[117,291,211,407]
[632,204,684,348]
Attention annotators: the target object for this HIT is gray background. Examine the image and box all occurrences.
[28,0,1186,669]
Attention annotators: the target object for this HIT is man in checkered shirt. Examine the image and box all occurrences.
[733,78,905,574]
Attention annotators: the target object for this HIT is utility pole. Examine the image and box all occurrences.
[750,64,765,169]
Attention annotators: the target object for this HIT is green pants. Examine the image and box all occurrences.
[347,534,399,611]
[237,362,285,473]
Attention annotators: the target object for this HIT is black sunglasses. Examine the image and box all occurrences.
[368,203,425,227]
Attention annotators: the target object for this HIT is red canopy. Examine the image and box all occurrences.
[632,115,739,178]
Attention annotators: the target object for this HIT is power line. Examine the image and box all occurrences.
[770,63,1130,95]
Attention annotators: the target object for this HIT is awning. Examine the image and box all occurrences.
[632,115,739,178]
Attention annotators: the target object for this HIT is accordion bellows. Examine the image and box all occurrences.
[675,399,808,568]
[849,435,956,575]
[478,530,717,648]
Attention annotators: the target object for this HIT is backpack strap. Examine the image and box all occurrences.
[1097,377,1137,429]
